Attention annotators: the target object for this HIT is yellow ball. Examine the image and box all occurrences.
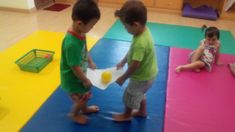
[101,71,112,84]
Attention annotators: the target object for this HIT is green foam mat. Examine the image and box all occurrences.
[104,20,235,55]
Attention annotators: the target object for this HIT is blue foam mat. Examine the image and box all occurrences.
[21,38,169,132]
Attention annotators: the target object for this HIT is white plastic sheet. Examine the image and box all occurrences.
[87,67,125,90]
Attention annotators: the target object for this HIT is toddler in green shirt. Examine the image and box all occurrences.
[60,0,100,124]
[113,0,158,122]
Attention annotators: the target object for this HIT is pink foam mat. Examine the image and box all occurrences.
[164,47,235,132]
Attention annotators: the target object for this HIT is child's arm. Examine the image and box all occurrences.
[116,60,140,86]
[88,55,96,69]
[117,54,128,70]
[72,66,92,88]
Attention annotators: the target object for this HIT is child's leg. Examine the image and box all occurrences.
[113,80,136,122]
[78,92,99,114]
[229,63,235,77]
[132,79,154,117]
[176,60,205,73]
[68,102,88,124]
[113,107,132,122]
[191,48,204,63]
[113,79,154,122]
[132,96,147,117]
[68,93,89,124]
[187,47,204,72]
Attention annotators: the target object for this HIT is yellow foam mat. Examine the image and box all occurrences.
[0,30,99,132]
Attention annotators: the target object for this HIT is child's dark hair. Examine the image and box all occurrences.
[72,0,100,24]
[115,0,147,26]
[202,25,220,39]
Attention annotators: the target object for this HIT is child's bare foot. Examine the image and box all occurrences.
[194,69,201,73]
[82,105,99,114]
[229,63,235,68]
[175,66,183,73]
[113,113,132,122]
[229,63,235,77]
[132,110,147,117]
[68,114,88,124]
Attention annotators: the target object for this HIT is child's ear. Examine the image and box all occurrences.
[76,20,84,26]
[133,22,140,27]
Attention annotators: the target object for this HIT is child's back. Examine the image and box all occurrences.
[129,28,158,81]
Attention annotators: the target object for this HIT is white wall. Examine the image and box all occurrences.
[0,0,35,9]
[225,0,235,11]
[27,0,35,9]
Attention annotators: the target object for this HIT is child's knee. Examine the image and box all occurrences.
[70,92,91,103]
[70,94,80,102]
[81,93,92,103]
[197,61,206,67]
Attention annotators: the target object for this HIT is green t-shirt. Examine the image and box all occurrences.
[127,28,158,81]
[60,31,89,94]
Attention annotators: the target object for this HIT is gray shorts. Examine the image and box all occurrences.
[123,79,154,109]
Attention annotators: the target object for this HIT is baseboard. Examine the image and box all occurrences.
[148,7,182,15]
[0,6,36,13]
[99,2,123,8]
[99,2,181,15]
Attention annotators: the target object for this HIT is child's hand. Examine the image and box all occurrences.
[116,62,125,70]
[116,76,126,86]
[89,61,97,70]
[83,78,93,88]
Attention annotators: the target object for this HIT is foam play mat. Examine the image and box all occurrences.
[104,20,235,55]
[164,47,235,132]
[0,30,98,132]
[21,38,170,132]
[1,21,235,132]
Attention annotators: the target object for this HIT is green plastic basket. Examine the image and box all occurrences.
[15,49,55,73]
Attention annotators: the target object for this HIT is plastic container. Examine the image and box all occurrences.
[15,49,55,73]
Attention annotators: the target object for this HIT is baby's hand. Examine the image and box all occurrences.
[116,62,125,70]
[89,61,97,70]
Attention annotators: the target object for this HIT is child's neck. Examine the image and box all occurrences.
[134,26,146,37]
[71,23,85,37]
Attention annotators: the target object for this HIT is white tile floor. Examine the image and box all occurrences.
[0,5,235,51]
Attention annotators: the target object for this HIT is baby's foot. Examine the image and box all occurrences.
[175,66,183,73]
[82,105,99,114]
[132,110,147,117]
[68,114,88,124]
[194,69,201,73]
[229,63,235,68]
[113,113,132,122]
